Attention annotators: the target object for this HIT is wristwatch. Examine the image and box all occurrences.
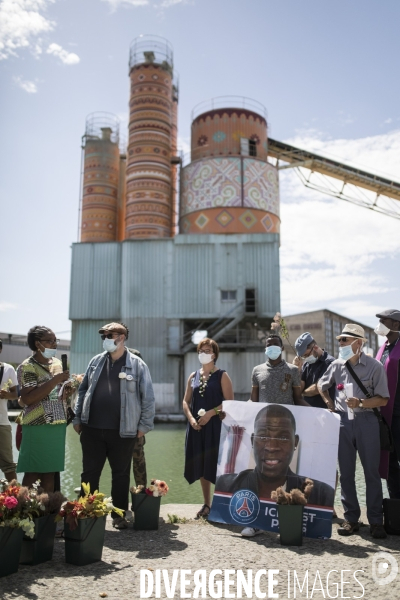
[358,399,364,409]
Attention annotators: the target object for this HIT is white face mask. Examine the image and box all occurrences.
[303,354,318,365]
[198,352,214,365]
[103,337,121,353]
[374,322,391,336]
[39,346,57,359]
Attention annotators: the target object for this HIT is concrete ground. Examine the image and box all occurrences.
[1,504,400,599]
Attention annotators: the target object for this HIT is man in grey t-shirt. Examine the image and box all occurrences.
[250,335,309,406]
[242,334,310,538]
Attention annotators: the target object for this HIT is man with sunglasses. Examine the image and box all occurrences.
[293,333,335,409]
[318,324,389,539]
[215,403,334,506]
[73,322,155,529]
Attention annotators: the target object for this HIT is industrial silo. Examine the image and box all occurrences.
[80,113,120,243]
[125,35,176,239]
[180,97,280,235]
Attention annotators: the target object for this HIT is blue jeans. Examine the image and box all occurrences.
[338,411,383,524]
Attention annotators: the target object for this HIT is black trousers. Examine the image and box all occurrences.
[80,425,135,515]
[387,415,400,498]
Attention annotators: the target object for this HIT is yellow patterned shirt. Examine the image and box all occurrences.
[17,356,66,425]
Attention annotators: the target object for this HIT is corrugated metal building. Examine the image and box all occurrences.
[69,233,280,409]
[283,310,379,364]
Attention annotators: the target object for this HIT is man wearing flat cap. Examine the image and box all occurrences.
[318,324,389,539]
[73,322,155,529]
[293,332,335,410]
[374,310,400,499]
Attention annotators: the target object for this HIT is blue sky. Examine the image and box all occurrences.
[1,0,400,339]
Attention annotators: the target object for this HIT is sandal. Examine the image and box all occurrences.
[196,504,211,518]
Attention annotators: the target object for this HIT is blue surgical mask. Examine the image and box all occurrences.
[103,338,120,353]
[265,346,282,360]
[339,342,357,361]
[39,345,57,359]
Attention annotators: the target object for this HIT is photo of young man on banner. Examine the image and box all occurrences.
[209,401,340,539]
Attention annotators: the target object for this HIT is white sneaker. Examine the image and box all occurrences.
[241,527,263,537]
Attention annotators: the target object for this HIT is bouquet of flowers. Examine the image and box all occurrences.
[1,479,62,538]
[130,479,169,498]
[56,482,124,530]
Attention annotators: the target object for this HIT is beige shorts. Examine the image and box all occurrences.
[0,424,16,474]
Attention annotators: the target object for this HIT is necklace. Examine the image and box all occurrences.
[199,367,216,397]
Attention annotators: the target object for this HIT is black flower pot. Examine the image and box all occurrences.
[131,493,161,530]
[0,527,24,578]
[277,504,304,546]
[20,515,57,565]
[64,516,106,566]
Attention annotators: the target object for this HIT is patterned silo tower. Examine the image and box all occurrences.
[125,35,176,238]
[180,97,280,234]
[80,113,120,242]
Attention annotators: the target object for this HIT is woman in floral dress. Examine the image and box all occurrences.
[17,325,73,492]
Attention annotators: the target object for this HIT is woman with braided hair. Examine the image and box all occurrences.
[16,325,70,492]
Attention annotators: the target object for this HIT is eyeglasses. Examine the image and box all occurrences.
[100,333,120,340]
[254,435,291,444]
[41,338,60,346]
[301,344,315,359]
[339,337,355,343]
[198,350,213,354]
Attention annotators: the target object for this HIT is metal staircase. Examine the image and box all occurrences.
[179,301,246,355]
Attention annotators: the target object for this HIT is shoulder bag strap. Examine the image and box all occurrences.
[345,361,381,418]
[0,364,4,386]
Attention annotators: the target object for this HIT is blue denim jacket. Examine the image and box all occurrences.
[73,350,155,437]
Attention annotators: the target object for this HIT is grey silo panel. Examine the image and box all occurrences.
[69,243,121,319]
[216,243,239,290]
[172,242,216,316]
[70,319,106,374]
[242,240,280,315]
[121,240,172,318]
[126,317,167,350]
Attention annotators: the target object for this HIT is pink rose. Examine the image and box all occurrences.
[337,384,344,391]
[4,496,18,509]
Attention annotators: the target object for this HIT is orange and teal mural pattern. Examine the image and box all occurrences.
[180,157,280,235]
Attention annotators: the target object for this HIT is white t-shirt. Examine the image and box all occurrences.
[0,362,18,426]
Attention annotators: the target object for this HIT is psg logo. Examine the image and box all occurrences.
[229,489,260,525]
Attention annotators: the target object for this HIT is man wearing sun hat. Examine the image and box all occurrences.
[374,310,400,499]
[73,322,155,529]
[318,324,389,539]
